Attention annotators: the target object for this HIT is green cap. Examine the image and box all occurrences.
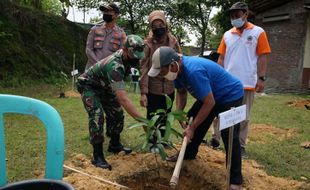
[125,35,145,59]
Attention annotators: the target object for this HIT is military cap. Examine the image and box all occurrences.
[125,35,145,59]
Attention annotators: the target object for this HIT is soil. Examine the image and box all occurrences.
[287,99,310,109]
[63,144,308,190]
[64,90,81,98]
[248,124,297,144]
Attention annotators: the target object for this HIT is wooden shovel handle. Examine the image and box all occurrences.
[169,117,193,189]
[169,136,188,189]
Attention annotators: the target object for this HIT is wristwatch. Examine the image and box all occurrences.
[259,76,267,81]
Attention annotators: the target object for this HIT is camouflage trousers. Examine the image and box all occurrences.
[77,81,124,144]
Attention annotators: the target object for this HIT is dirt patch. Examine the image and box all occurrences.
[287,99,310,109]
[65,90,81,98]
[248,124,297,144]
[63,145,306,190]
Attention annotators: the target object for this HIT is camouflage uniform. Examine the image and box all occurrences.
[77,50,127,144]
[77,35,145,145]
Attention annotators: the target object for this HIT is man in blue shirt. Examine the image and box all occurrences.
[148,46,244,190]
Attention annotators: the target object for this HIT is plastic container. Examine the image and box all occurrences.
[0,179,74,190]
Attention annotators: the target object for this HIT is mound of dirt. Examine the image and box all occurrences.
[287,99,310,109]
[248,124,296,144]
[65,90,81,98]
[63,145,306,190]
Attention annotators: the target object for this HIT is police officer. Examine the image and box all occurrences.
[77,35,145,170]
[85,3,126,71]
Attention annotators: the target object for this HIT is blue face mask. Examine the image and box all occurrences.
[231,17,245,28]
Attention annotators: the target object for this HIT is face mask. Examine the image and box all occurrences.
[103,14,113,23]
[128,58,140,67]
[164,62,179,81]
[152,27,166,38]
[231,17,245,28]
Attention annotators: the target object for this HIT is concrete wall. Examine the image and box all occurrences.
[254,0,310,90]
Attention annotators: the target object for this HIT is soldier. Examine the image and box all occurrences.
[85,3,126,71]
[77,35,145,170]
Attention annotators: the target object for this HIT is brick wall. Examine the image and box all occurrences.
[254,0,309,91]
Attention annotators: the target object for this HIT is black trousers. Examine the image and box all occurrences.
[185,97,243,185]
[146,92,175,136]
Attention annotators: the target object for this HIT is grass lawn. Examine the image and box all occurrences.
[0,85,309,184]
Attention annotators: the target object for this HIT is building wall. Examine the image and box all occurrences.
[302,16,310,88]
[254,0,309,90]
[303,16,310,68]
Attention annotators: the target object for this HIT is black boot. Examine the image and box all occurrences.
[108,134,132,154]
[91,143,112,170]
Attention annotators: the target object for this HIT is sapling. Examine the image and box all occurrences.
[128,95,188,160]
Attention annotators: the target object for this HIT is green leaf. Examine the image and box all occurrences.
[157,143,167,160]
[163,114,174,141]
[136,117,150,123]
[171,128,183,138]
[156,128,162,143]
[165,95,172,109]
[148,115,161,128]
[154,109,166,114]
[172,110,188,122]
[128,122,146,129]
[141,140,148,150]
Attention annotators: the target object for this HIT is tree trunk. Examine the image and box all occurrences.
[200,31,206,56]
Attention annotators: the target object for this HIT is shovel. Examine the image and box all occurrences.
[169,117,193,189]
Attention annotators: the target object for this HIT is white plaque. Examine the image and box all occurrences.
[71,69,78,76]
[219,105,246,131]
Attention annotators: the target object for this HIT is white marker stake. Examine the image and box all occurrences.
[71,53,77,91]
[218,105,246,190]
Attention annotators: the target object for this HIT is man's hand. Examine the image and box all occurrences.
[256,80,265,92]
[140,94,148,107]
[183,126,195,143]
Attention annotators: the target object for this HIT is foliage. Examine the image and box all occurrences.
[128,95,187,160]
[208,0,252,49]
[42,0,62,15]
[0,1,88,87]
[72,0,101,23]
[46,71,69,93]
[175,0,215,55]
[0,21,13,39]
[72,0,189,44]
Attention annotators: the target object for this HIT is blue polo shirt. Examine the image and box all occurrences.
[174,56,243,104]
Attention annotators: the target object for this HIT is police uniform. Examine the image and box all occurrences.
[85,24,126,70]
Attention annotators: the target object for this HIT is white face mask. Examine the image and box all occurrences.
[231,17,245,28]
[164,62,179,81]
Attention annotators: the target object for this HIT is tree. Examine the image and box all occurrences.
[175,0,215,56]
[208,0,252,48]
[42,0,62,16]
[117,0,148,35]
[59,0,72,18]
[73,0,100,23]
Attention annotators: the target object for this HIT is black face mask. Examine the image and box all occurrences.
[128,58,140,67]
[103,14,113,23]
[152,27,166,38]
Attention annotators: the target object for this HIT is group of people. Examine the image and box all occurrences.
[76,2,270,190]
